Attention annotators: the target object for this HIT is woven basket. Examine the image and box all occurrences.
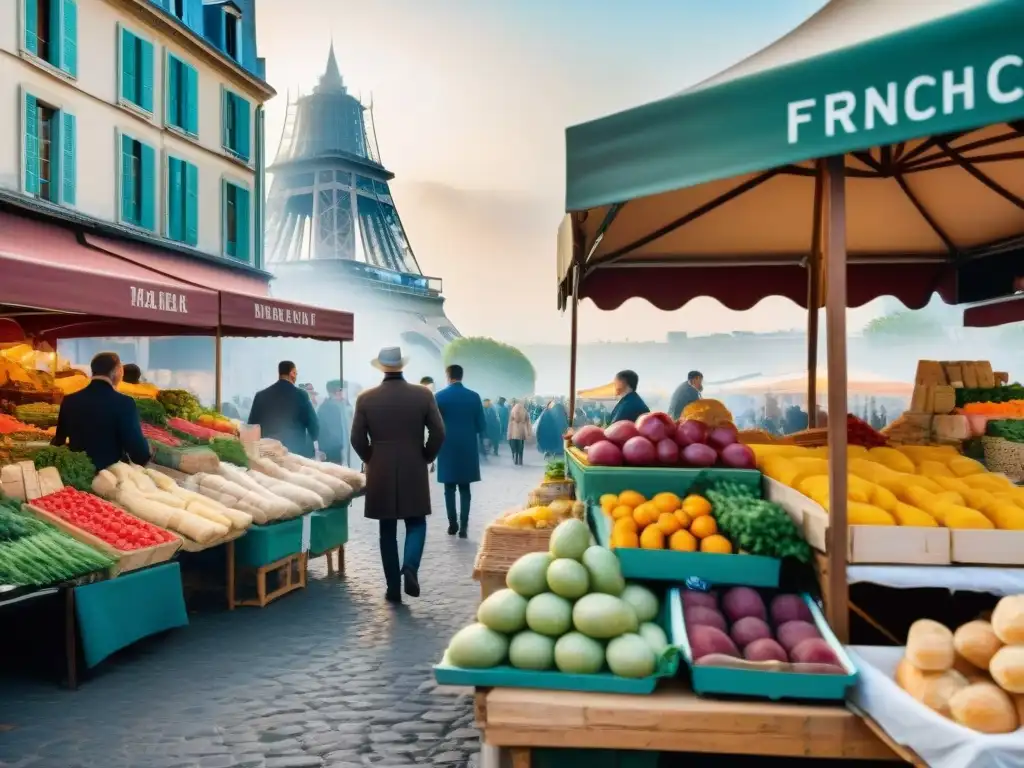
[472,521,552,581]
[982,436,1024,482]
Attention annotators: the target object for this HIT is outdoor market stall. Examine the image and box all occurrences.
[465,0,1024,765]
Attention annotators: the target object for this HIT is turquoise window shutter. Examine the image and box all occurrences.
[121,29,137,103]
[220,89,229,148]
[60,0,77,76]
[185,63,198,134]
[167,157,183,240]
[139,40,154,112]
[24,0,38,55]
[140,142,156,230]
[23,93,39,195]
[61,111,76,206]
[185,162,199,246]
[236,186,251,261]
[222,180,234,257]
[237,97,251,161]
[120,134,134,222]
[166,55,180,125]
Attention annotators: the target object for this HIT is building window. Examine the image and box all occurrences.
[166,155,199,246]
[118,25,154,112]
[222,180,251,261]
[24,0,77,77]
[119,132,155,230]
[224,11,239,60]
[166,53,199,135]
[23,91,75,205]
[171,0,184,19]
[221,89,251,161]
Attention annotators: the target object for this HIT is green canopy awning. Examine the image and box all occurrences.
[560,0,1024,311]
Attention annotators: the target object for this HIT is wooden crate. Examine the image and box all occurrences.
[232,551,307,608]
[26,504,182,575]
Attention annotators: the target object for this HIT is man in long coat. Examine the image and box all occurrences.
[351,347,445,604]
[435,364,486,538]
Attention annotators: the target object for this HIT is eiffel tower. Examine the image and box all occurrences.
[264,44,461,382]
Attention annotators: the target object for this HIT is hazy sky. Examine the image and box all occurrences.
[256,0,887,344]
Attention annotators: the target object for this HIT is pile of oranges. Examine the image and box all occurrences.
[601,490,733,554]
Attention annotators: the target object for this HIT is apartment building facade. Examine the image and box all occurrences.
[0,0,275,273]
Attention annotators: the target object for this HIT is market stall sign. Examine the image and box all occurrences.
[130,287,189,314]
[220,292,354,341]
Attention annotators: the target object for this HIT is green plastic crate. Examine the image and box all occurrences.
[565,450,761,503]
[589,507,780,587]
[235,518,303,568]
[533,748,659,768]
[309,503,349,555]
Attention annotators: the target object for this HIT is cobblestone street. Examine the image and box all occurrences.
[0,450,541,768]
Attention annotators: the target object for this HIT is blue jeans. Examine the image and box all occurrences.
[379,517,427,592]
[444,483,471,531]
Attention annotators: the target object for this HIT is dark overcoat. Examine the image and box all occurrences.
[52,380,151,471]
[248,379,319,457]
[350,375,445,520]
[434,382,486,485]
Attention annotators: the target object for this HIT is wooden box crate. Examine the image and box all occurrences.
[473,522,552,602]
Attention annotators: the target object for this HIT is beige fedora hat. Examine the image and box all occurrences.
[371,346,409,373]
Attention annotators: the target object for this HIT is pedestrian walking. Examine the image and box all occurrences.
[248,361,320,458]
[507,398,531,465]
[536,400,568,457]
[350,347,445,604]
[317,380,351,465]
[483,398,501,456]
[669,370,704,420]
[420,376,437,473]
[496,397,510,445]
[435,364,486,538]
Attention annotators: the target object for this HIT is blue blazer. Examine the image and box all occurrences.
[52,380,151,471]
[248,379,319,458]
[609,391,650,424]
[434,382,486,485]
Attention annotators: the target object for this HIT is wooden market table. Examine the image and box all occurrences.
[474,684,905,766]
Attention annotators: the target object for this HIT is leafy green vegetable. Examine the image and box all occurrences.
[708,481,811,563]
[208,437,248,467]
[33,446,97,491]
[132,397,167,426]
[987,419,1024,443]
[544,459,566,480]
[157,389,202,421]
[956,385,1024,407]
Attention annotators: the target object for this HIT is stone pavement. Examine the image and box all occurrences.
[0,449,545,768]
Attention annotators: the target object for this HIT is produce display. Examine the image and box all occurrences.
[0,494,114,586]
[957,385,1024,408]
[600,489,735,554]
[33,487,177,551]
[756,443,1024,530]
[133,397,167,426]
[706,483,812,562]
[157,390,202,421]
[0,413,48,436]
[141,423,183,447]
[249,455,356,506]
[2,462,63,501]
[498,499,584,530]
[91,463,251,544]
[544,459,566,481]
[196,411,237,435]
[118,381,159,399]
[32,446,97,491]
[680,586,846,674]
[896,597,1024,734]
[573,410,755,470]
[15,403,59,429]
[208,437,249,467]
[444,519,676,679]
[846,414,888,448]
[986,420,1024,443]
[167,417,232,442]
[964,401,1024,417]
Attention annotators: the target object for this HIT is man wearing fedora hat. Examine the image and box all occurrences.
[351,347,445,603]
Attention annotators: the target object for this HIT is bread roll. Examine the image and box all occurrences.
[948,682,1018,733]
[906,619,954,672]
[990,646,1024,694]
[954,620,1003,670]
[992,595,1024,644]
[953,653,991,683]
[896,658,968,717]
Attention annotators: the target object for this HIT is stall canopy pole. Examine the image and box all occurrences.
[339,341,344,392]
[823,155,850,643]
[567,265,580,421]
[807,161,824,427]
[214,325,223,412]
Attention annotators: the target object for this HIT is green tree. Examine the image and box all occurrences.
[863,310,946,338]
[442,337,536,398]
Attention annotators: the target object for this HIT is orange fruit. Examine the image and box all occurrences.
[632,502,659,528]
[669,529,698,552]
[690,515,718,539]
[682,494,713,518]
[600,494,619,514]
[618,490,646,508]
[673,509,692,529]
[612,529,639,549]
[700,534,733,554]
[652,492,682,514]
[639,525,665,550]
[655,512,682,536]
[611,504,635,521]
[613,516,639,534]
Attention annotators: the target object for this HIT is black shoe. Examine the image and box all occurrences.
[385,590,402,604]
[403,568,420,598]
[447,524,458,536]
[458,531,468,539]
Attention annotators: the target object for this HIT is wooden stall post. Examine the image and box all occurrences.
[214,324,223,412]
[567,266,580,420]
[822,155,850,642]
[807,161,825,426]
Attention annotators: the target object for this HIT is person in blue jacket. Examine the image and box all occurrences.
[608,369,650,423]
[434,365,486,538]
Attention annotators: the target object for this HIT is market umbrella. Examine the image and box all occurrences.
[577,382,619,400]
[718,372,913,398]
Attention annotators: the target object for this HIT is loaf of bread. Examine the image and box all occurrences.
[953,620,1004,670]
[948,682,1019,733]
[907,619,954,671]
[896,658,968,718]
[992,595,1024,644]
[990,646,1024,694]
